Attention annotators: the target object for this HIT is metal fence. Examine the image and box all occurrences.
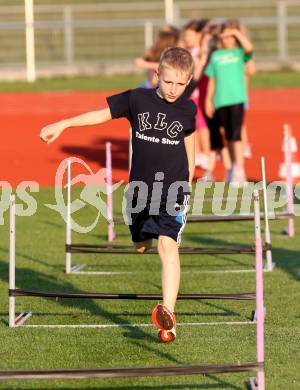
[0,0,300,80]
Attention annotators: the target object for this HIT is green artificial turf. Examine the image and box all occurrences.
[0,186,299,389]
[1,71,300,93]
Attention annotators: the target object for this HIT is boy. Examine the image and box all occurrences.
[40,47,196,342]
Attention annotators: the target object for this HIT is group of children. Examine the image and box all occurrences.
[134,18,255,184]
[39,18,255,343]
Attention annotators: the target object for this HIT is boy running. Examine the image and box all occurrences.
[40,47,196,342]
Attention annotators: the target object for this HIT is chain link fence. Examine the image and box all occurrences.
[0,0,300,80]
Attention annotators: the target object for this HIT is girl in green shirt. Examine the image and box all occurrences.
[204,19,254,184]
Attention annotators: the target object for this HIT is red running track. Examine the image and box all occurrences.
[1,89,300,187]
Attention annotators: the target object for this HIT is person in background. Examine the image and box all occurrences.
[195,22,231,181]
[205,19,254,184]
[182,19,211,171]
[134,25,180,88]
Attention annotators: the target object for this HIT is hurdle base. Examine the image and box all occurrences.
[247,376,258,389]
[70,263,134,275]
[71,264,86,273]
[251,306,266,322]
[70,266,272,275]
[264,261,276,272]
[282,227,295,237]
[14,312,32,327]
[71,271,135,275]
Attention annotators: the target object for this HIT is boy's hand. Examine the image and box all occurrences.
[205,100,215,119]
[40,121,67,144]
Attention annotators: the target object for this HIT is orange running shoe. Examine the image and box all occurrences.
[158,328,176,342]
[152,304,176,342]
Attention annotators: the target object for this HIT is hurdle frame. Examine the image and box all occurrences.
[248,189,265,389]
[65,146,126,275]
[5,191,265,389]
[9,195,256,329]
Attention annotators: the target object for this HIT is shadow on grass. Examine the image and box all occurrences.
[271,245,300,281]
[0,247,243,322]
[0,247,61,270]
[0,253,244,367]
[0,256,187,365]
[183,231,300,281]
[61,136,129,173]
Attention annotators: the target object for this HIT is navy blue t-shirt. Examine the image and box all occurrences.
[107,88,196,203]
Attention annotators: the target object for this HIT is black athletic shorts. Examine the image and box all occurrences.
[128,195,190,245]
[215,103,245,142]
[203,111,223,151]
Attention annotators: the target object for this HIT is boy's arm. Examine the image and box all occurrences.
[40,107,112,144]
[205,77,215,118]
[184,132,195,187]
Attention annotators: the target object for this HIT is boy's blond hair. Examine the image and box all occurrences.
[158,47,194,76]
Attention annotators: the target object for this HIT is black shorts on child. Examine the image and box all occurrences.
[216,103,245,142]
[129,195,189,245]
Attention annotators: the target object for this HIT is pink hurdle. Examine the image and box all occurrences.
[106,142,115,242]
[253,190,265,390]
[283,124,295,237]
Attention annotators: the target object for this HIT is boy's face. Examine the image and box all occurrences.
[156,66,192,103]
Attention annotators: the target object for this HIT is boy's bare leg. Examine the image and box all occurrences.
[134,239,152,253]
[157,235,180,312]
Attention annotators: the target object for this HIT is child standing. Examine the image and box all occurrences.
[205,19,254,184]
[134,26,180,88]
[197,22,232,181]
[182,19,210,170]
[40,47,196,343]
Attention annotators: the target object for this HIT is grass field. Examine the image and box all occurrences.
[0,185,299,389]
[1,71,300,92]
